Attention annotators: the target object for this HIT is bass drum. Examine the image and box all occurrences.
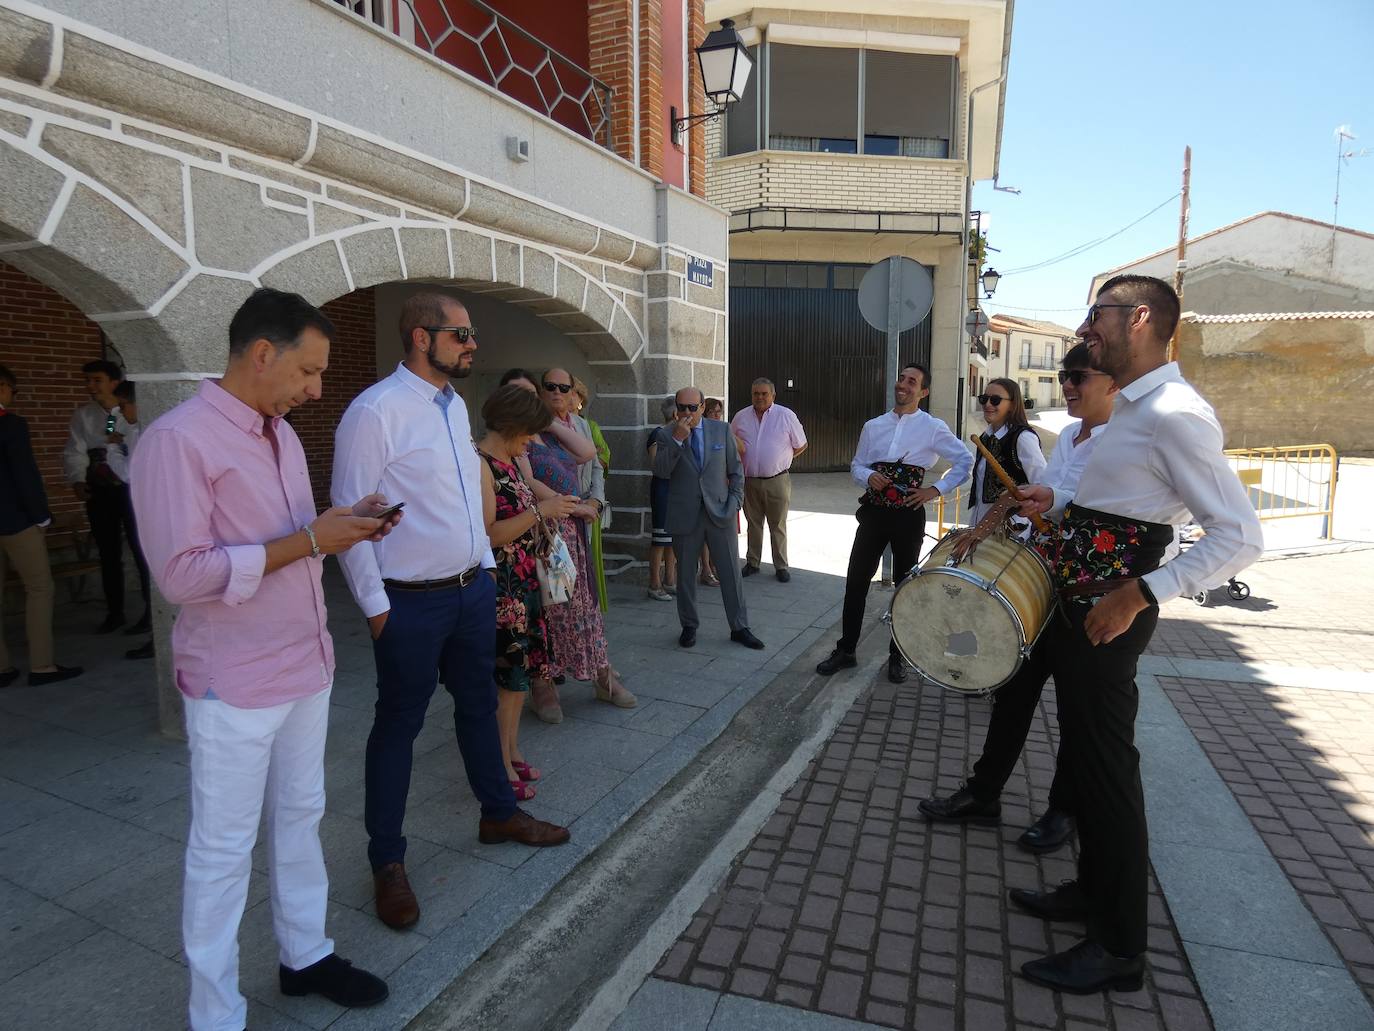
[888,532,1055,695]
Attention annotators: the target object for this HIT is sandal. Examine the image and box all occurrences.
[700,572,720,587]
[512,761,541,782]
[510,779,537,801]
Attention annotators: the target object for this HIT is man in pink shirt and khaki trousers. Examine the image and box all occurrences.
[729,378,807,583]
[133,289,400,1031]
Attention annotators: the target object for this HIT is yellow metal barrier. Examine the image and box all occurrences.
[1224,444,1339,539]
[931,443,1339,540]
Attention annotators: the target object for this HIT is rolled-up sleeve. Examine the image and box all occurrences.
[130,427,266,606]
[931,422,975,495]
[331,402,391,618]
[850,422,877,488]
[1141,410,1263,601]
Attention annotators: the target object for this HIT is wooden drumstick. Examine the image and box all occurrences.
[970,434,1050,532]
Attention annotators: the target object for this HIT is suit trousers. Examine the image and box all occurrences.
[965,633,1069,812]
[86,482,150,619]
[365,575,517,869]
[743,472,792,571]
[0,524,54,669]
[673,512,749,632]
[183,687,335,1031]
[838,504,925,657]
[1052,600,1159,957]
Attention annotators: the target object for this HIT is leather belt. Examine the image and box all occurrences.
[1059,577,1142,602]
[384,565,484,592]
[751,469,790,480]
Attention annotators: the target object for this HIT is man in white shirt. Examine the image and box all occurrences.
[1010,275,1262,994]
[62,359,151,634]
[919,344,1114,850]
[815,364,973,684]
[730,378,807,582]
[333,292,570,932]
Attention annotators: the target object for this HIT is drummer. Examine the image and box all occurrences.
[815,363,972,685]
[1010,275,1262,994]
[918,343,1115,853]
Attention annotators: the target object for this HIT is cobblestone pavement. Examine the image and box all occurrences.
[655,678,1211,1031]
[1161,676,1374,1006]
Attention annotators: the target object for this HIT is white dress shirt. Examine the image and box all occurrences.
[1040,421,1106,519]
[104,422,140,484]
[969,423,1048,524]
[1068,362,1263,601]
[63,400,131,483]
[851,408,973,496]
[332,363,495,619]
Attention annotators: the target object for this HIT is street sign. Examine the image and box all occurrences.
[687,256,713,288]
[857,257,934,333]
[965,307,989,339]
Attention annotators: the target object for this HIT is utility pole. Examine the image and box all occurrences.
[1167,145,1191,364]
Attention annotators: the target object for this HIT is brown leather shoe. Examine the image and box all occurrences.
[478,808,571,847]
[372,862,420,929]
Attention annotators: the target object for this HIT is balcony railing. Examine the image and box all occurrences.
[970,339,989,359]
[1019,356,1059,370]
[334,0,613,150]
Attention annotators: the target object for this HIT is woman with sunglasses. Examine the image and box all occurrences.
[968,378,1046,527]
[524,368,636,722]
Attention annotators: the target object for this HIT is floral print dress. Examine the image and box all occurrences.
[527,433,610,682]
[484,453,555,692]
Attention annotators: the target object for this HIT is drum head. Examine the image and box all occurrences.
[889,569,1023,693]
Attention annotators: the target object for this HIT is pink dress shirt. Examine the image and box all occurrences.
[730,402,807,479]
[130,379,333,708]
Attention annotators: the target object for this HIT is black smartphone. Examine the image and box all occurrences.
[375,501,405,520]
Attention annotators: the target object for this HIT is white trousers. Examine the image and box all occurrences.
[183,687,334,1031]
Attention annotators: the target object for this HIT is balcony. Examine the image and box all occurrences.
[334,0,612,149]
[1019,356,1059,370]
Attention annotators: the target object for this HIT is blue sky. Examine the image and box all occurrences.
[972,0,1374,327]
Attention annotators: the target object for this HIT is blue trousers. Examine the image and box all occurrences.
[364,575,516,870]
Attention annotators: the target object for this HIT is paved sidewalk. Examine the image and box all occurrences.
[0,561,845,1031]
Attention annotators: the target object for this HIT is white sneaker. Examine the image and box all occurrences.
[646,587,673,601]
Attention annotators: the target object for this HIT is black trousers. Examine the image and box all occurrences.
[86,482,150,619]
[1052,600,1159,957]
[838,504,925,657]
[966,634,1069,813]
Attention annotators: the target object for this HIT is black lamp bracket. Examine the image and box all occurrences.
[670,105,725,146]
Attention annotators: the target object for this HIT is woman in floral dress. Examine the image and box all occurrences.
[477,385,579,799]
[526,368,636,723]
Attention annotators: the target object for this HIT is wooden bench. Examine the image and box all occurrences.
[2,511,102,603]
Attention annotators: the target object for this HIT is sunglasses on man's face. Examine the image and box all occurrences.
[425,325,477,343]
[1086,303,1137,326]
[1057,369,1108,386]
[977,394,1008,407]
[676,402,700,413]
[542,381,573,393]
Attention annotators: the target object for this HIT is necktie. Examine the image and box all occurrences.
[691,426,704,467]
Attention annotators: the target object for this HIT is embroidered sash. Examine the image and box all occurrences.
[1038,503,1173,591]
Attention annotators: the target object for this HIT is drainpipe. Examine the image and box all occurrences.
[959,74,1002,436]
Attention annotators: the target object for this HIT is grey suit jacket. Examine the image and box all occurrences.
[652,418,744,534]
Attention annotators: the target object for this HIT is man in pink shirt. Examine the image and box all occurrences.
[729,378,807,582]
[132,288,400,1031]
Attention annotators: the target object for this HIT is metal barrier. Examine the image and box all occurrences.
[934,485,968,538]
[1224,444,1339,539]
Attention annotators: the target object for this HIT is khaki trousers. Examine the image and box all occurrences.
[743,472,792,571]
[0,524,55,670]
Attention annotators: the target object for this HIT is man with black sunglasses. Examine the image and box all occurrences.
[1007,275,1261,994]
[654,385,763,650]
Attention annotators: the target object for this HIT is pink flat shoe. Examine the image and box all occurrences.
[510,779,537,801]
[512,761,541,782]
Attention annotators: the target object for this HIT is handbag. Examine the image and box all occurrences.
[533,514,577,606]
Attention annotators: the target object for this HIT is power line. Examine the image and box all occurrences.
[1000,193,1181,276]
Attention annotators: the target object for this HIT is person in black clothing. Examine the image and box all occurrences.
[0,364,83,687]
[62,359,151,634]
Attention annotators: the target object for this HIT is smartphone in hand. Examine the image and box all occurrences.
[375,501,405,520]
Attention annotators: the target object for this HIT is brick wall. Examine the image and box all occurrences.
[588,0,636,162]
[638,0,665,179]
[0,261,107,524]
[286,287,379,511]
[687,0,706,198]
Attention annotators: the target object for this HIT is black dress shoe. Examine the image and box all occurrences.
[95,613,125,634]
[775,568,791,583]
[887,655,908,683]
[1009,880,1089,921]
[125,612,151,635]
[0,668,19,689]
[28,665,84,687]
[125,641,154,661]
[1018,808,1076,854]
[918,785,1000,825]
[741,563,759,577]
[679,626,697,648]
[730,628,765,650]
[1021,940,1144,994]
[815,648,857,675]
[279,953,389,1007]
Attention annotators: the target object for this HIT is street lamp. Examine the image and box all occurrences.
[670,19,753,146]
[981,267,1001,298]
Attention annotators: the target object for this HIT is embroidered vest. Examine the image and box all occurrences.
[976,425,1031,505]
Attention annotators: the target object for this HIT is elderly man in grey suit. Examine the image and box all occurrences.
[654,386,765,650]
